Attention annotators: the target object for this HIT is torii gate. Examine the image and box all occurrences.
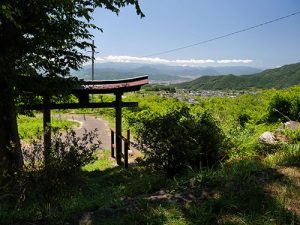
[23,76,148,167]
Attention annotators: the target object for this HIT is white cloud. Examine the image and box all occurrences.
[174,59,215,65]
[92,55,253,66]
[103,55,170,64]
[217,59,253,64]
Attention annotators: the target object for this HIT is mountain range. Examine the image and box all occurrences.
[174,62,300,90]
[72,62,262,83]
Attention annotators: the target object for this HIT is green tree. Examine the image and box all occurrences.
[0,0,143,171]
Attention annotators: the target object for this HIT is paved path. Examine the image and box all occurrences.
[61,114,142,162]
[65,114,111,150]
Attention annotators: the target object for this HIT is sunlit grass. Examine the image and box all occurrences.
[83,149,115,171]
[264,144,300,167]
[18,114,79,140]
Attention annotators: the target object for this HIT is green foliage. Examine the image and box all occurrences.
[282,129,300,144]
[130,99,229,176]
[238,113,251,127]
[0,0,144,80]
[1,141,300,224]
[267,91,300,122]
[174,62,300,90]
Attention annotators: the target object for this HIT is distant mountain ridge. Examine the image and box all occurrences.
[72,62,262,83]
[174,62,300,90]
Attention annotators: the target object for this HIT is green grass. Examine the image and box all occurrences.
[1,149,300,225]
[265,144,300,167]
[0,150,166,224]
[83,149,115,171]
[18,114,79,140]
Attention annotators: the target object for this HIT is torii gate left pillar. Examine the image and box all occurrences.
[43,95,51,167]
[115,92,122,165]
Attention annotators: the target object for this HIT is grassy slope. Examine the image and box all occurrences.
[2,147,299,225]
[175,62,300,90]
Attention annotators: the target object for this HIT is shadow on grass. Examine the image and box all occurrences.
[178,160,299,225]
[70,160,300,225]
[1,159,300,225]
[1,165,167,225]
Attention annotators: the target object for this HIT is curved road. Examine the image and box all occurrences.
[66,114,111,150]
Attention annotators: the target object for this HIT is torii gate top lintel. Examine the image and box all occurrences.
[73,75,149,95]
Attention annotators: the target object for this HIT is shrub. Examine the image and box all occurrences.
[19,128,101,202]
[267,94,293,122]
[22,128,100,173]
[47,128,100,173]
[267,93,300,122]
[237,113,251,128]
[132,105,230,177]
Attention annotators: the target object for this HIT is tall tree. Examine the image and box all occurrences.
[0,0,144,170]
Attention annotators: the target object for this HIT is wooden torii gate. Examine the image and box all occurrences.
[24,76,148,167]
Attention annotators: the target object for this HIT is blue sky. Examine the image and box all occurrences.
[90,0,300,68]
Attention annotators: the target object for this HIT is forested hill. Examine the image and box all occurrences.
[174,62,300,90]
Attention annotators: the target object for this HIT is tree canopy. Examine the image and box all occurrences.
[0,0,143,80]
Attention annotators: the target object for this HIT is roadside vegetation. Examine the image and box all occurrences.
[1,85,300,224]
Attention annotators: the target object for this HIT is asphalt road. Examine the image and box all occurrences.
[66,114,111,150]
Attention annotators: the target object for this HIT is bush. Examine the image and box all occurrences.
[19,128,101,202]
[238,113,251,128]
[132,104,230,177]
[23,128,100,173]
[48,128,100,173]
[267,93,300,122]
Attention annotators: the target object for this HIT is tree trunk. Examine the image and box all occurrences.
[0,78,23,172]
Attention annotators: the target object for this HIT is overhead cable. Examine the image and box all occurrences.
[143,11,300,57]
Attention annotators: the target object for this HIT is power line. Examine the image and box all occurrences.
[143,11,300,57]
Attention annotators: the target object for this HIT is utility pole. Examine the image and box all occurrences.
[91,40,100,104]
[90,40,99,104]
[92,40,95,82]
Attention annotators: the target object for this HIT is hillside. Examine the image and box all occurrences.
[174,62,300,90]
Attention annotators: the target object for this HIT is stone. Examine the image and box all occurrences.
[128,149,134,156]
[283,121,300,130]
[259,131,277,145]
